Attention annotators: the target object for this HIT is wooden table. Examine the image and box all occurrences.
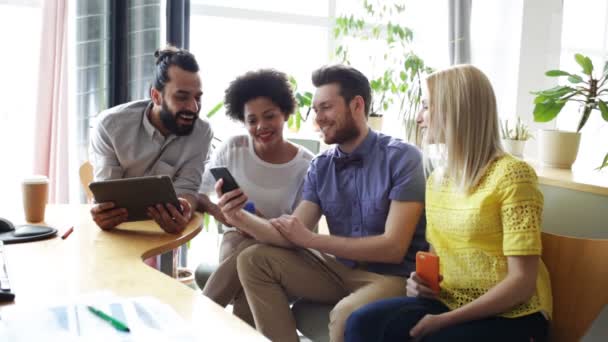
[0,204,265,340]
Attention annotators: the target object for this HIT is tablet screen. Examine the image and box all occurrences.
[89,175,181,221]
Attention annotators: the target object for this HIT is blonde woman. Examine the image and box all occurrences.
[344,65,552,342]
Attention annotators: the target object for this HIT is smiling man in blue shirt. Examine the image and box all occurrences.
[216,64,427,342]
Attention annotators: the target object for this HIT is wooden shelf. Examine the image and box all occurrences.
[527,160,608,196]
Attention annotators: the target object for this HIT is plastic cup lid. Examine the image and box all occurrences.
[22,175,49,184]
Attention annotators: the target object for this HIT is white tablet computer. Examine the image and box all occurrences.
[88,175,182,221]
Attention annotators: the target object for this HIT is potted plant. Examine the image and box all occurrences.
[500,117,532,158]
[333,1,432,141]
[287,76,313,132]
[532,53,608,169]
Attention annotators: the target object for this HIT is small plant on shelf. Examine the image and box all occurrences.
[500,117,532,158]
[500,117,532,141]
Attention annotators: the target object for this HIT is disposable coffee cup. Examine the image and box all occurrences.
[22,175,49,223]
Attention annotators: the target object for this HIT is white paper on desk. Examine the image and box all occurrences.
[0,296,201,341]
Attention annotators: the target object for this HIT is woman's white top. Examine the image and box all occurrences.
[200,134,314,221]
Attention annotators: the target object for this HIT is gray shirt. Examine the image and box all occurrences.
[90,100,213,197]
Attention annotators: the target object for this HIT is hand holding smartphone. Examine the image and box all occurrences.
[416,251,440,293]
[209,167,240,194]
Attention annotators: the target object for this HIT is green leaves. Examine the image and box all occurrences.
[295,109,301,130]
[575,53,594,75]
[296,92,312,107]
[287,75,312,132]
[568,75,584,84]
[532,54,601,130]
[206,101,224,118]
[203,213,210,232]
[532,85,575,97]
[545,70,571,77]
[598,100,608,121]
[287,115,293,128]
[535,53,608,167]
[531,86,574,124]
[332,2,431,142]
[596,153,608,170]
[577,104,593,132]
[533,100,566,122]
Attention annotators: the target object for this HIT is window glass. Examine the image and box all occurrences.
[190,1,448,140]
[0,3,43,210]
[192,0,329,17]
[559,0,608,169]
[334,0,449,137]
[190,14,329,139]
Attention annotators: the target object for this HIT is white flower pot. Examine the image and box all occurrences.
[538,129,581,169]
[502,139,526,158]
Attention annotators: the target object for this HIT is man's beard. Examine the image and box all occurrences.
[159,102,198,136]
[325,108,360,145]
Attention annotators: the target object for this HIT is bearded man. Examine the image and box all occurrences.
[89,46,212,234]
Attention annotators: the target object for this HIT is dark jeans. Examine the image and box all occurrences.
[344,297,548,342]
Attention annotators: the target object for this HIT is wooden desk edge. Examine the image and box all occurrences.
[140,224,203,260]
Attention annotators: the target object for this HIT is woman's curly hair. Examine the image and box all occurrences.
[224,69,296,122]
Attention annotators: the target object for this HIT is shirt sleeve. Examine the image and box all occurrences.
[500,162,544,256]
[199,137,229,194]
[388,145,426,202]
[89,119,124,181]
[173,126,213,197]
[289,178,305,212]
[301,159,320,206]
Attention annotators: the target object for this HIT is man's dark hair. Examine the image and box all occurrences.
[311,64,372,117]
[153,45,199,92]
[224,69,296,122]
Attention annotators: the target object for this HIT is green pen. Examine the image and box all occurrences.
[87,305,131,333]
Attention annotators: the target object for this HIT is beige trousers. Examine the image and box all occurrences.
[202,231,257,326]
[236,244,408,342]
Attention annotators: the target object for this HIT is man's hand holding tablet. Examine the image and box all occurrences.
[146,197,192,234]
[90,202,128,231]
[89,176,192,234]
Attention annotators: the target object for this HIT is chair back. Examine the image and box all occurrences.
[79,161,94,203]
[288,137,321,154]
[541,232,608,342]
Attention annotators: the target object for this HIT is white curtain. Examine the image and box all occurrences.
[33,0,70,203]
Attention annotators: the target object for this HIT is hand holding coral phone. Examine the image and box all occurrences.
[416,251,440,293]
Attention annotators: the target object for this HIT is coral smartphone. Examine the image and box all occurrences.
[415,251,440,293]
[209,167,240,194]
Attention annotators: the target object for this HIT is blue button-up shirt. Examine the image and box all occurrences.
[302,129,428,276]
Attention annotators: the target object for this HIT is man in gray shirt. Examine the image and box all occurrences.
[89,46,213,234]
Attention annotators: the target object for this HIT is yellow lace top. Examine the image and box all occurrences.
[426,155,552,318]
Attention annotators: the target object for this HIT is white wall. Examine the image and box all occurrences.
[471,0,565,159]
[470,0,524,120]
[515,0,564,158]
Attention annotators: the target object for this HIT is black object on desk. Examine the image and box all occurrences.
[0,217,57,244]
[0,240,15,302]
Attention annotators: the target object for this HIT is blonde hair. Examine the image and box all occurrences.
[424,64,504,192]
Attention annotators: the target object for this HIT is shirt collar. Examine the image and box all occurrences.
[334,128,377,159]
[142,101,157,139]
